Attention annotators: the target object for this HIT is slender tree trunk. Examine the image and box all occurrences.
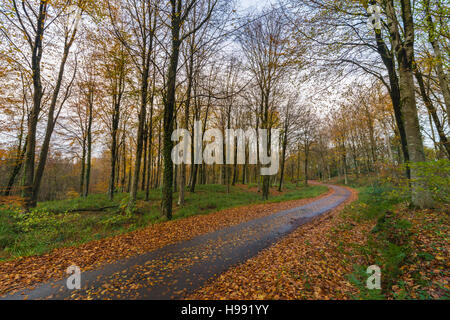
[162,14,181,219]
[127,145,132,193]
[374,30,411,179]
[386,0,433,208]
[108,94,122,199]
[80,139,86,195]
[304,147,309,186]
[428,111,440,153]
[129,12,154,207]
[22,3,47,209]
[141,122,148,191]
[232,146,238,186]
[32,20,78,205]
[423,0,450,124]
[4,139,27,197]
[129,70,150,206]
[155,121,162,189]
[297,144,301,186]
[179,46,194,205]
[121,131,127,193]
[242,147,247,185]
[278,123,288,192]
[145,83,155,200]
[84,100,93,198]
[415,69,450,159]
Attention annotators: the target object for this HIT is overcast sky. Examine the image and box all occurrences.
[238,0,273,11]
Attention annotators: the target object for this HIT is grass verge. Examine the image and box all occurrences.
[343,183,449,299]
[0,183,327,261]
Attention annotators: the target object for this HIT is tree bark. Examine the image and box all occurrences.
[145,78,155,201]
[22,3,47,209]
[278,121,288,192]
[385,0,433,208]
[374,29,411,178]
[423,0,450,124]
[84,97,93,198]
[80,139,86,195]
[4,139,27,197]
[108,79,123,199]
[179,38,195,202]
[415,69,450,159]
[128,8,155,208]
[162,1,182,219]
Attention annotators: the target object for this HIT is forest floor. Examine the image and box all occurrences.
[0,179,448,300]
[0,183,329,296]
[189,179,449,300]
[0,183,327,261]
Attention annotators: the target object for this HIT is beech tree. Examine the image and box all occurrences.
[238,9,289,200]
[160,0,219,219]
[108,0,157,207]
[0,1,89,208]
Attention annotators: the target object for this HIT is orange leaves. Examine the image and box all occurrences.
[0,196,25,207]
[394,205,450,299]
[189,187,360,300]
[0,188,330,296]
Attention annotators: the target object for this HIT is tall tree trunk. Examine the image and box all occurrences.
[423,0,450,124]
[121,131,127,193]
[232,146,238,186]
[297,144,301,186]
[415,70,450,159]
[80,139,86,195]
[278,122,288,192]
[145,81,155,201]
[141,122,148,191]
[242,147,247,185]
[22,3,47,209]
[129,11,154,207]
[32,13,79,205]
[4,139,27,197]
[129,69,150,206]
[374,30,410,178]
[84,100,93,198]
[108,92,122,200]
[127,146,132,193]
[304,147,309,186]
[162,7,182,219]
[261,102,270,201]
[155,121,162,189]
[343,152,348,185]
[386,0,433,208]
[179,44,195,206]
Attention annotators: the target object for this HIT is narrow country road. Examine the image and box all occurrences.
[1,184,350,300]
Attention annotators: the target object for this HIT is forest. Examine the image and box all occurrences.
[0,0,448,301]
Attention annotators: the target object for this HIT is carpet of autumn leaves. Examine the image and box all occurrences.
[0,186,333,296]
[188,187,362,300]
[188,188,449,300]
[2,181,447,300]
[391,205,449,299]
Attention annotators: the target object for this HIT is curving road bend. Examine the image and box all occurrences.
[1,184,350,300]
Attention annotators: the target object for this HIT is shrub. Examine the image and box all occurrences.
[411,160,450,204]
[0,213,15,249]
[101,212,135,228]
[347,185,412,298]
[12,209,79,233]
[387,159,450,205]
[66,190,80,199]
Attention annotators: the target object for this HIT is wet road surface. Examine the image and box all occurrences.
[1,184,350,300]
